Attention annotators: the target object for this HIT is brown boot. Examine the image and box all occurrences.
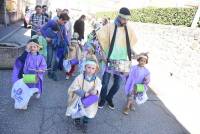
[123,107,129,115]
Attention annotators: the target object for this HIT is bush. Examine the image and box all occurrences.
[96,7,198,27]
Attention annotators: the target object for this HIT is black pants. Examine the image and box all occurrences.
[100,72,122,103]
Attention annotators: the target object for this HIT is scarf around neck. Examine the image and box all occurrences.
[84,72,96,82]
[114,16,122,26]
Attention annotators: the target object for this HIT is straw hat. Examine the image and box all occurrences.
[26,38,42,51]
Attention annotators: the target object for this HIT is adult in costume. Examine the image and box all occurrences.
[96,7,137,109]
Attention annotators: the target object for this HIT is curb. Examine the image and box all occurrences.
[0,26,23,42]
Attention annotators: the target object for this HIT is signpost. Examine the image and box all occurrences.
[4,0,7,27]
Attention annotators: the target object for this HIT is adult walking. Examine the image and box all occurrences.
[63,9,72,44]
[73,15,86,41]
[41,13,70,81]
[96,7,137,109]
[42,5,50,23]
[29,5,46,37]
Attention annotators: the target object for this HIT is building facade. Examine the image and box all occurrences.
[0,0,35,26]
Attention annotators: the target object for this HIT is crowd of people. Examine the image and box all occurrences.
[11,6,150,133]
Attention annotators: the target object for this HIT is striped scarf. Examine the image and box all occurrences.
[114,16,122,26]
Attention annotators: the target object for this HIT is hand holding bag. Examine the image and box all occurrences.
[135,84,145,93]
[106,25,132,73]
[23,74,37,83]
[135,91,148,105]
[70,58,79,65]
[81,95,98,108]
[81,75,99,108]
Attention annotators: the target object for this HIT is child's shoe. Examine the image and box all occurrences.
[35,93,41,99]
[130,104,136,111]
[72,73,76,77]
[22,105,28,110]
[82,123,88,133]
[65,75,70,80]
[74,119,81,130]
[123,107,129,115]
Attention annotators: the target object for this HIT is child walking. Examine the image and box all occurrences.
[66,57,102,133]
[23,39,47,98]
[11,39,47,110]
[64,33,82,79]
[123,53,150,115]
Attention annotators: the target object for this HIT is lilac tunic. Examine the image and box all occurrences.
[23,53,47,94]
[125,65,150,95]
[12,51,28,83]
[12,58,23,83]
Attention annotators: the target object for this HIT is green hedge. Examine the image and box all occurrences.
[96,8,197,27]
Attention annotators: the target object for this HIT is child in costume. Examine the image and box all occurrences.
[32,35,48,57]
[11,39,47,110]
[78,38,99,74]
[23,39,47,98]
[123,53,150,115]
[64,33,82,79]
[66,57,102,133]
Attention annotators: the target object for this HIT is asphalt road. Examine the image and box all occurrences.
[0,26,189,134]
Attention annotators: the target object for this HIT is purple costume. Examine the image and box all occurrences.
[12,58,24,83]
[12,51,28,83]
[125,65,150,95]
[23,53,47,94]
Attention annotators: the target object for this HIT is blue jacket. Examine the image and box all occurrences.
[45,28,58,46]
[41,20,69,47]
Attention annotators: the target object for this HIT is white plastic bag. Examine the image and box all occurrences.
[135,91,148,105]
[11,79,39,109]
[65,98,87,119]
[63,59,71,72]
[65,98,79,116]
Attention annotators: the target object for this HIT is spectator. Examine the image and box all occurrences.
[42,5,50,22]
[52,8,62,21]
[29,5,46,37]
[41,13,70,81]
[74,15,86,41]
[63,9,72,44]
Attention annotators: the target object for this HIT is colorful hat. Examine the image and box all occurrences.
[85,57,100,73]
[26,38,41,51]
[118,7,131,19]
[137,53,149,63]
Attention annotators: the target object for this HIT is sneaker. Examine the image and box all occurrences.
[65,75,70,80]
[98,100,105,109]
[130,104,136,111]
[22,105,28,110]
[107,100,115,110]
[82,123,88,133]
[35,93,41,99]
[72,73,76,77]
[123,107,129,115]
[74,119,81,130]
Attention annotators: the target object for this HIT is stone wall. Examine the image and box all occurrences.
[131,22,200,95]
